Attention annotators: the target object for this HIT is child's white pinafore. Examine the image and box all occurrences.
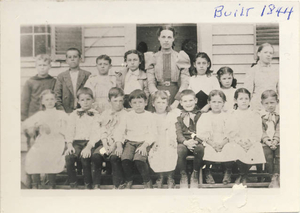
[227,109,266,164]
[148,109,179,173]
[23,109,68,174]
[197,111,238,162]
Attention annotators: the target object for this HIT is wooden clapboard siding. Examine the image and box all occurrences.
[21,25,132,89]
[85,46,125,57]
[85,37,125,47]
[213,35,254,45]
[84,26,125,37]
[212,45,254,54]
[211,24,255,86]
[212,24,254,35]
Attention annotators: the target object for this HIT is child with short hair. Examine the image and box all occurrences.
[197,90,238,185]
[216,67,237,113]
[114,89,157,189]
[176,89,204,188]
[65,87,101,189]
[54,48,91,113]
[188,52,220,112]
[90,87,127,189]
[148,91,179,189]
[85,55,117,113]
[117,50,149,108]
[22,90,68,189]
[228,88,266,185]
[244,43,279,112]
[21,54,56,121]
[260,90,280,188]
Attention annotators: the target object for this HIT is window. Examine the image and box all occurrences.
[20,25,84,61]
[20,25,51,58]
[255,23,279,59]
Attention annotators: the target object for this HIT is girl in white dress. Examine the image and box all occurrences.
[228,88,266,185]
[22,90,68,189]
[244,43,279,112]
[188,52,220,112]
[148,91,179,188]
[197,90,238,185]
[216,67,237,113]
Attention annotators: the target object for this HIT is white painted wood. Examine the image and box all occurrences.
[197,23,213,59]
[124,24,137,51]
[84,27,125,37]
[213,35,254,45]
[213,54,254,64]
[85,47,125,57]
[212,45,254,54]
[85,37,125,47]
[212,24,254,35]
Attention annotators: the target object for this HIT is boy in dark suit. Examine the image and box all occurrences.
[176,89,204,188]
[54,48,91,113]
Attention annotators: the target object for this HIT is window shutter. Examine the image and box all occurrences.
[51,26,84,61]
[256,24,279,46]
[255,24,279,59]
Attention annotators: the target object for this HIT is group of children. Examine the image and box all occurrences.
[21,42,280,189]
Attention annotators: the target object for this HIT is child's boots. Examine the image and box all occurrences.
[205,169,215,184]
[119,180,133,189]
[167,172,175,189]
[268,173,280,188]
[31,183,39,189]
[190,170,199,188]
[179,171,188,188]
[222,169,232,185]
[144,180,153,189]
[156,173,164,188]
[235,174,247,185]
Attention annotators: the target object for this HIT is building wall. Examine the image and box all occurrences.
[21,24,136,88]
[210,24,279,86]
[21,23,279,88]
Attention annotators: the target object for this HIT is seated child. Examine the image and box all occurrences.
[85,55,117,113]
[114,89,157,189]
[65,87,101,189]
[90,87,127,189]
[21,54,56,122]
[260,90,280,188]
[54,48,91,113]
[22,90,68,189]
[148,91,179,189]
[197,90,238,185]
[117,50,149,108]
[227,88,266,185]
[176,89,204,188]
[21,54,56,188]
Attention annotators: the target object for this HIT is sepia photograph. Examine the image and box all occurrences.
[20,23,280,190]
[1,1,299,213]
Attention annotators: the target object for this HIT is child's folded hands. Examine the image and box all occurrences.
[115,142,123,157]
[81,143,93,158]
[136,142,149,156]
[183,139,198,152]
[65,143,75,155]
[270,140,279,150]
